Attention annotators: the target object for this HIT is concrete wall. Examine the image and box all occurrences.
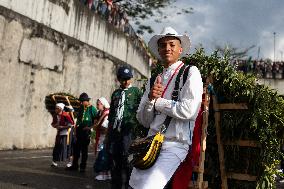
[0,0,150,149]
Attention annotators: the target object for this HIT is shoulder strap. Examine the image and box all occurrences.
[171,64,193,100]
[97,111,109,128]
[183,65,192,86]
[150,64,192,91]
[162,64,189,132]
[171,64,187,101]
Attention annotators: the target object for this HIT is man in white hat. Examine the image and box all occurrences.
[129,26,203,189]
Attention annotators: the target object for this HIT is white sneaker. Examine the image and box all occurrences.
[51,161,58,167]
[95,174,107,181]
[66,162,72,168]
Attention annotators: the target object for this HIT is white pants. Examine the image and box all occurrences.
[129,141,189,189]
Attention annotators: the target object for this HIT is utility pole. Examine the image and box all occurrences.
[257,46,260,60]
[281,51,283,62]
[273,32,276,62]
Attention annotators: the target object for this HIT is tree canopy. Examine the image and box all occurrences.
[115,0,193,34]
[215,44,256,60]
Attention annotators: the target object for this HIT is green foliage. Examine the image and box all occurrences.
[152,48,284,188]
[221,111,258,141]
[117,0,193,34]
[257,163,284,189]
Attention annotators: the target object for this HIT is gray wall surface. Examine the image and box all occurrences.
[0,0,150,149]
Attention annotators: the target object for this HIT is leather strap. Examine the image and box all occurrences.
[161,64,191,133]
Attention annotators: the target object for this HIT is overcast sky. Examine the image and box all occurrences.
[133,0,284,61]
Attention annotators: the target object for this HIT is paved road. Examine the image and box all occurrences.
[0,149,283,189]
[0,149,110,189]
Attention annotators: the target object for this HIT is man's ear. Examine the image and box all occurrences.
[179,48,183,54]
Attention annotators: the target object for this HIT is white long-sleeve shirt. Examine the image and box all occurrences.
[136,61,203,145]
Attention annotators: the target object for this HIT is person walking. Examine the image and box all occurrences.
[106,66,143,189]
[129,26,203,189]
[93,97,111,180]
[51,103,74,167]
[68,92,98,172]
[65,105,76,168]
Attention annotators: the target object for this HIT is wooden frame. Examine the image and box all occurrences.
[224,140,261,148]
[189,83,210,189]
[212,96,258,188]
[227,173,257,182]
[213,96,228,189]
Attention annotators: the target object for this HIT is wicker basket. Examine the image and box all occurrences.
[45,92,81,119]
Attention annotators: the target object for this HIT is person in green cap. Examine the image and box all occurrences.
[68,92,98,172]
[106,65,143,189]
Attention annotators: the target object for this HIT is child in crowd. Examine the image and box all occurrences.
[65,105,76,168]
[51,103,74,167]
[68,93,97,172]
[106,66,142,189]
[93,97,111,180]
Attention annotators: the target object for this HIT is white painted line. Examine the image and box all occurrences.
[1,152,94,160]
[1,155,52,160]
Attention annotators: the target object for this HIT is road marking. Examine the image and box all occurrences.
[0,152,94,160]
[1,155,52,160]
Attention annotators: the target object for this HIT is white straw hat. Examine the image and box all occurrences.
[148,26,191,60]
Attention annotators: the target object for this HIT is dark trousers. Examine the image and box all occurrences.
[111,153,132,189]
[52,135,67,162]
[109,133,132,189]
[72,137,90,170]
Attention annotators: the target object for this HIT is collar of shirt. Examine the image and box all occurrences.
[162,61,183,84]
[120,84,132,91]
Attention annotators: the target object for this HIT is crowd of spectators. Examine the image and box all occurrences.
[232,59,284,79]
[79,0,153,65]
[79,0,136,37]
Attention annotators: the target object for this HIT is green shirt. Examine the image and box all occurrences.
[76,105,98,128]
[108,86,142,136]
